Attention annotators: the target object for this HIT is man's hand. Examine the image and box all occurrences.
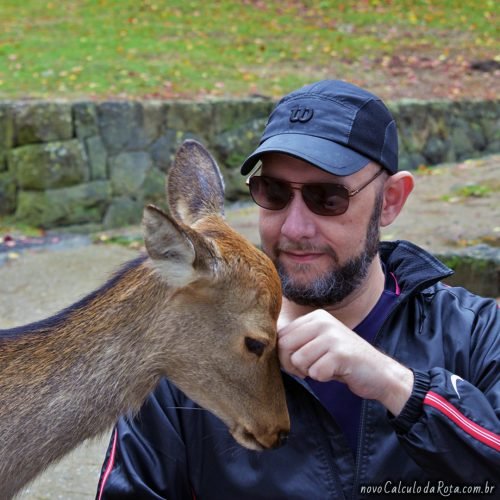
[278,309,414,416]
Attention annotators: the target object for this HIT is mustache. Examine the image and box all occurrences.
[274,240,339,262]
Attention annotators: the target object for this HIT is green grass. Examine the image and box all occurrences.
[0,0,497,99]
[441,183,493,202]
[0,217,44,237]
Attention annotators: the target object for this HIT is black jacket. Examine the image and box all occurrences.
[96,241,500,499]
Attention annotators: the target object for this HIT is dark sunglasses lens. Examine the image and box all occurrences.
[302,184,349,215]
[249,177,291,210]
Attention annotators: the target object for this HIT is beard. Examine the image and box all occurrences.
[274,191,383,308]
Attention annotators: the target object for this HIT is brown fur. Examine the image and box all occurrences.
[0,140,289,499]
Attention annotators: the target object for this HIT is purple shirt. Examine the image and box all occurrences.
[305,270,400,455]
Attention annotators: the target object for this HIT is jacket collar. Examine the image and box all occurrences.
[380,240,454,298]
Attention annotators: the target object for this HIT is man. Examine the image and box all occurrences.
[96,80,499,499]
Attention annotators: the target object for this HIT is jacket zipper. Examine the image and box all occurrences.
[351,291,406,499]
[350,278,432,498]
[351,399,367,499]
[350,245,451,497]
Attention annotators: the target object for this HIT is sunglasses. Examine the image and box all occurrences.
[246,169,384,216]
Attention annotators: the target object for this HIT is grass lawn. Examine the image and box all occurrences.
[0,0,497,100]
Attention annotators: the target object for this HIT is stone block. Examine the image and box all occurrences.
[423,136,456,165]
[9,140,89,190]
[109,151,153,197]
[15,180,111,228]
[74,102,99,139]
[149,129,204,174]
[398,152,426,170]
[481,114,500,150]
[485,140,500,155]
[450,126,476,160]
[437,245,500,298]
[97,102,164,154]
[13,102,73,145]
[221,166,249,201]
[393,100,451,159]
[84,136,108,180]
[103,196,143,228]
[211,98,274,135]
[97,102,138,154]
[213,118,266,199]
[142,166,166,207]
[0,171,16,214]
[166,101,214,142]
[149,130,180,172]
[0,104,14,161]
[214,118,267,168]
[468,122,487,152]
[142,101,168,143]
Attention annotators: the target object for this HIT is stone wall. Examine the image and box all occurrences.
[436,245,500,298]
[0,98,498,230]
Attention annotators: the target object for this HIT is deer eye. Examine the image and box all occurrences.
[244,337,266,357]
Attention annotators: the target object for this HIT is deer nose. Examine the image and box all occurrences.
[274,430,289,448]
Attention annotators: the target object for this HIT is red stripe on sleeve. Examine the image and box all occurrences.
[424,391,500,451]
[97,429,119,500]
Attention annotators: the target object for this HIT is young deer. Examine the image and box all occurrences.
[0,140,290,499]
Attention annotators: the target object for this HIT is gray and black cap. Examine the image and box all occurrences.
[241,80,398,176]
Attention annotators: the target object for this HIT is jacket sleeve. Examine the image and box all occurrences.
[95,379,194,500]
[391,295,500,482]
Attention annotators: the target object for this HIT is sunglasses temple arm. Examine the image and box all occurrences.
[348,169,384,196]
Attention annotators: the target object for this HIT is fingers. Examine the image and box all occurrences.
[278,319,341,380]
[306,352,338,382]
[289,337,331,379]
[276,310,414,413]
[277,310,355,382]
[278,318,318,378]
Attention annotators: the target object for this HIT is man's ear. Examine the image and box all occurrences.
[380,171,415,227]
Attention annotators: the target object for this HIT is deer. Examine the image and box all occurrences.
[0,140,290,500]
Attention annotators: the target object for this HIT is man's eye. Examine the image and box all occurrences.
[244,337,266,357]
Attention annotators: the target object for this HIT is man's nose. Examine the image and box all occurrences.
[280,194,316,241]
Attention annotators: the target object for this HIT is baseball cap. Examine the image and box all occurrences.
[240,80,398,176]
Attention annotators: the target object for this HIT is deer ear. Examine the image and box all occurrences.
[142,205,198,287]
[167,140,225,225]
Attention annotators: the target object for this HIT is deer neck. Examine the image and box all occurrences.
[0,255,179,496]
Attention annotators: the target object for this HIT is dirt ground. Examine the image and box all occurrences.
[0,154,498,499]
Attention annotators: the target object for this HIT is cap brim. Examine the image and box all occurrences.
[241,134,371,176]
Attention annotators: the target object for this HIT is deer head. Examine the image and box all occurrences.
[142,140,290,450]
